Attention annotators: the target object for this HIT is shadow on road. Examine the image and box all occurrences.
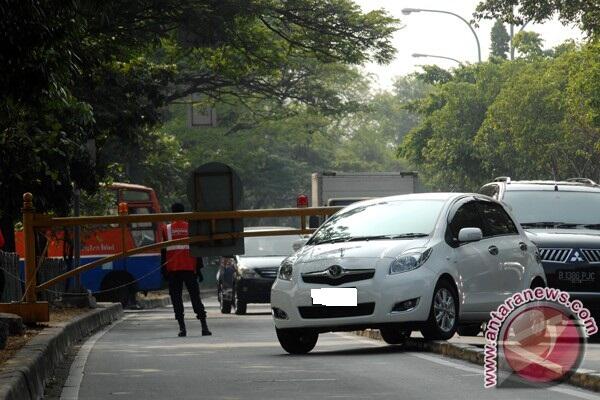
[284,344,405,357]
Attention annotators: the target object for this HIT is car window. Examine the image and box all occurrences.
[448,201,483,240]
[309,199,445,244]
[244,234,301,257]
[478,201,518,237]
[479,184,499,199]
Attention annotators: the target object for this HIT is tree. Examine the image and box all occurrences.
[475,0,600,38]
[512,31,544,57]
[0,0,400,250]
[490,20,510,59]
[400,41,600,191]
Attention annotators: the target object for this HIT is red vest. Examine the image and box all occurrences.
[163,221,196,272]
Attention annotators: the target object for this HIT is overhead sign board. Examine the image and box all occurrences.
[186,162,244,256]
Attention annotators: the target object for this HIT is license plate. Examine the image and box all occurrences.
[311,288,357,307]
[558,271,596,284]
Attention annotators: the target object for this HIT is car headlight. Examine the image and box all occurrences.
[389,248,432,274]
[238,265,257,279]
[278,260,293,281]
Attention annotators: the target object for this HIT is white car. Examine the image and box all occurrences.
[271,193,546,354]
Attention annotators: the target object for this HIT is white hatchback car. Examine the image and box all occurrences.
[271,193,546,354]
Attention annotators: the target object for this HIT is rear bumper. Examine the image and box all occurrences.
[236,278,275,303]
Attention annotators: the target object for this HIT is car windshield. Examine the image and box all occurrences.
[504,190,600,226]
[244,234,300,257]
[308,199,444,245]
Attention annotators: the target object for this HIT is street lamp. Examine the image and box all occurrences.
[412,53,462,65]
[402,8,482,63]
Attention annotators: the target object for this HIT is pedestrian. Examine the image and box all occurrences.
[161,203,211,337]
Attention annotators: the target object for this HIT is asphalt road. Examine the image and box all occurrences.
[60,299,599,400]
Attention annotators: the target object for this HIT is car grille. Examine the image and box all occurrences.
[581,249,600,264]
[301,268,375,286]
[255,267,278,279]
[539,248,572,263]
[298,302,375,319]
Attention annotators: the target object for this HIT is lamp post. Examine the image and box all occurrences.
[412,53,462,65]
[402,8,482,63]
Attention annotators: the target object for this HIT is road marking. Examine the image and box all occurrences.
[409,352,598,400]
[60,316,128,400]
[339,332,598,400]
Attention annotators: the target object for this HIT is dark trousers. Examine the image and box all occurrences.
[168,270,206,321]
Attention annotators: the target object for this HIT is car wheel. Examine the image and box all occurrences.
[219,286,232,314]
[421,280,458,340]
[276,328,319,354]
[457,324,481,337]
[380,327,410,345]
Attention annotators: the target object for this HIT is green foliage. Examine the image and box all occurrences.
[401,41,600,191]
[490,20,510,59]
[0,0,399,249]
[512,31,544,58]
[475,0,600,38]
[155,71,427,210]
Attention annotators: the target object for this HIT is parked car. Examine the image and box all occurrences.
[271,193,546,354]
[480,177,600,325]
[217,227,305,315]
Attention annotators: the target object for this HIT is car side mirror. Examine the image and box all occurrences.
[458,227,483,243]
[293,238,307,252]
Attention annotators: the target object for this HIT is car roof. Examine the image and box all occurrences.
[495,181,600,192]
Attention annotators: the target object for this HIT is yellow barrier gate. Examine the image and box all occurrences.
[0,193,341,323]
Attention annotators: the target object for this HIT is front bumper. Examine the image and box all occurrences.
[236,277,275,303]
[270,260,436,331]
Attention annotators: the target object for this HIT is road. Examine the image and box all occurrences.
[56,299,599,400]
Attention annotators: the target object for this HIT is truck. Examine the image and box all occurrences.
[310,171,420,207]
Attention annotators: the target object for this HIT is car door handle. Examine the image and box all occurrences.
[519,242,528,251]
[488,245,499,256]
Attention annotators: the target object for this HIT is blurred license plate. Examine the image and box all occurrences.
[311,288,357,307]
[558,271,596,284]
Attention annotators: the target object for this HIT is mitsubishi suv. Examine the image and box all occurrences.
[270,193,545,354]
[480,177,600,326]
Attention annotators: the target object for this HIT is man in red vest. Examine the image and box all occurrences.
[161,203,211,337]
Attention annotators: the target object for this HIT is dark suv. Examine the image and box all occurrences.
[479,177,600,321]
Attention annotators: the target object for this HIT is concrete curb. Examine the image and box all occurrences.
[0,304,123,400]
[136,289,215,310]
[354,329,600,392]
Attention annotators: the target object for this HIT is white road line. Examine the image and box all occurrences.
[340,333,598,400]
[59,316,129,400]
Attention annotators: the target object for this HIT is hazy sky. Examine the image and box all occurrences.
[355,0,584,89]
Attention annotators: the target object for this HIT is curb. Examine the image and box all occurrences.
[0,304,123,400]
[354,329,600,392]
[136,289,215,310]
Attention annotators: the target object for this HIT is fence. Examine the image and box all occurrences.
[0,251,68,303]
[0,251,22,302]
[37,258,68,303]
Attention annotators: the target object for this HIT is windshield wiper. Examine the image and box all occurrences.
[311,233,429,245]
[342,233,429,242]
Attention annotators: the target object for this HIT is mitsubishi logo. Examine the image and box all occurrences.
[569,250,585,263]
[328,265,343,278]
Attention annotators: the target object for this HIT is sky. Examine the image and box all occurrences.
[355,0,584,89]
